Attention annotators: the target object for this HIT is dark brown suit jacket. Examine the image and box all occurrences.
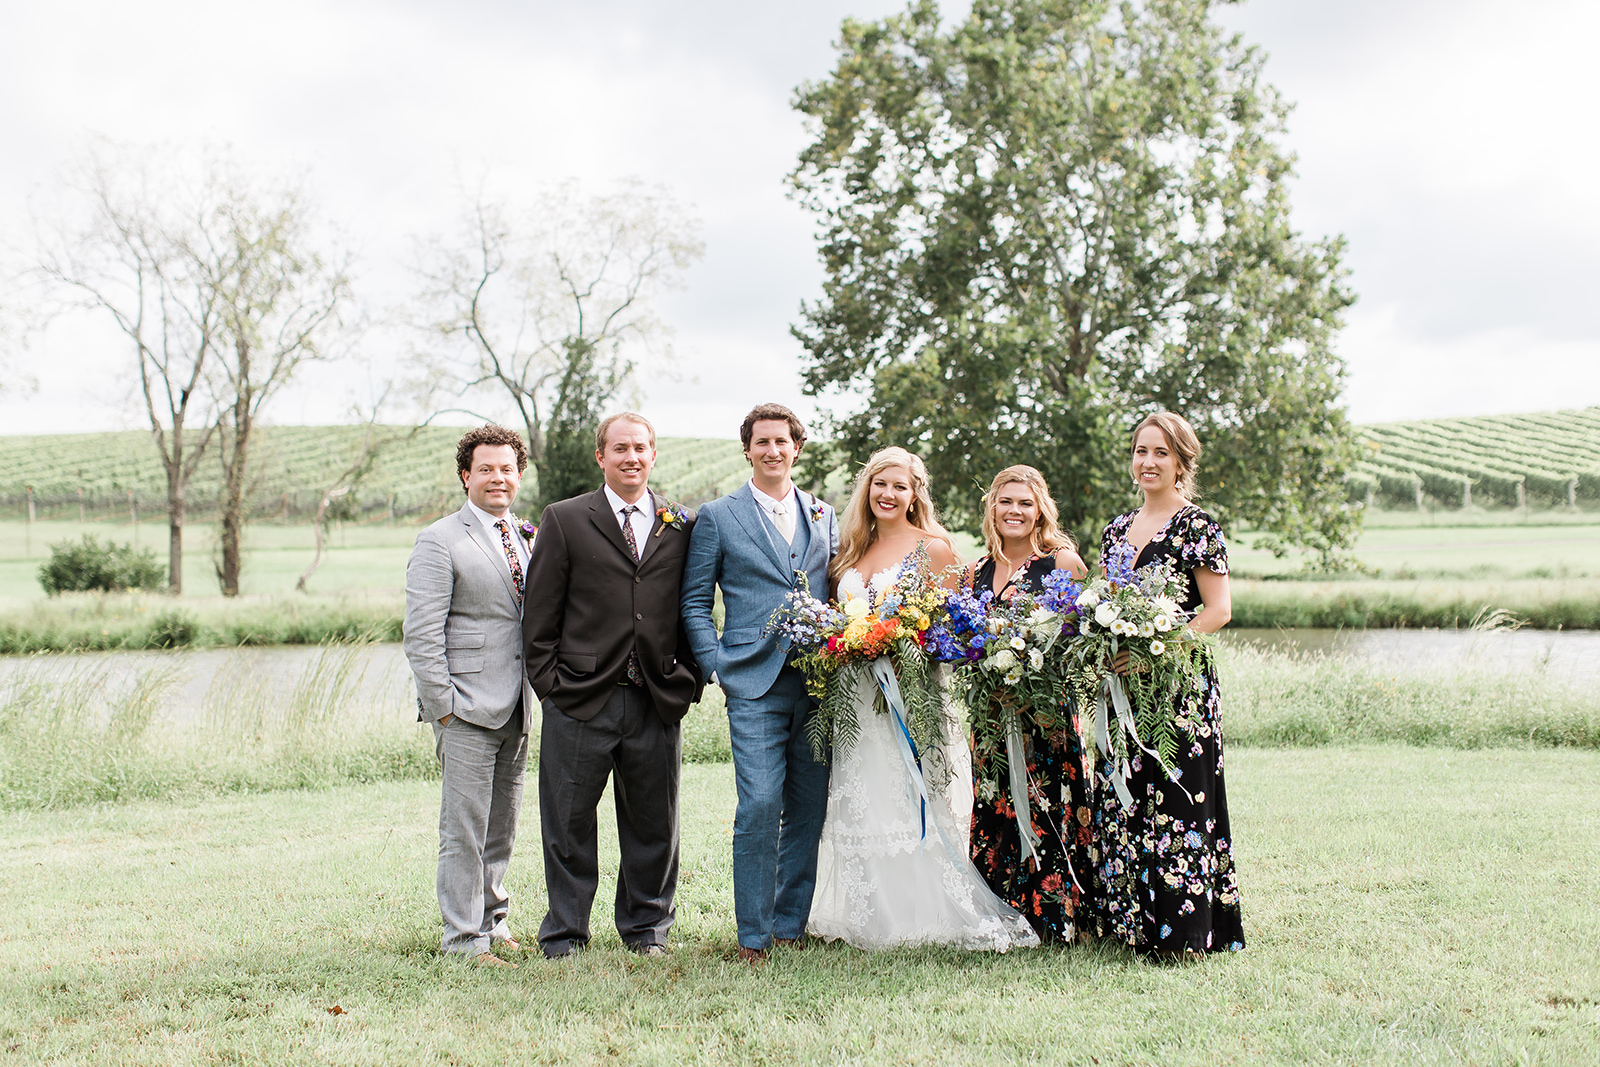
[523,487,703,724]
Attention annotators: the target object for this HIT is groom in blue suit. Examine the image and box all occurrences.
[682,403,838,963]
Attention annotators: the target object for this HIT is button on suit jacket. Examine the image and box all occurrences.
[404,503,533,731]
[522,487,704,723]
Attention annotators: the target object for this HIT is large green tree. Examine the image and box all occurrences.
[792,0,1359,559]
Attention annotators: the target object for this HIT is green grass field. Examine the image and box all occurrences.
[2,634,1596,1062]
[2,748,1596,1065]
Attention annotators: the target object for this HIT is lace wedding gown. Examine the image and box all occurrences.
[806,560,1040,952]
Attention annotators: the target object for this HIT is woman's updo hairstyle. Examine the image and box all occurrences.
[1131,411,1202,498]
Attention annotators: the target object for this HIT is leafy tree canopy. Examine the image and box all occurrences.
[792,0,1360,561]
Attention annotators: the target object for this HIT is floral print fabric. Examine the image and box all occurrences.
[1091,506,1245,955]
[965,555,1096,943]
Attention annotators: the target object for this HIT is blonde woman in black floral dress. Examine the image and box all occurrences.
[1092,413,1245,958]
[961,465,1092,943]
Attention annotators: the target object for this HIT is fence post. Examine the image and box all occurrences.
[25,485,34,555]
[1413,475,1424,511]
[1568,477,1578,509]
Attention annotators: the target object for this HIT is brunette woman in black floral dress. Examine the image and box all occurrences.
[1092,413,1245,958]
[961,465,1093,943]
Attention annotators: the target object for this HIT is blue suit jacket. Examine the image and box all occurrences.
[681,482,839,700]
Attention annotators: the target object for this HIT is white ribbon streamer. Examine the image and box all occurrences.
[870,656,969,872]
[1095,638,1192,811]
[1004,717,1042,871]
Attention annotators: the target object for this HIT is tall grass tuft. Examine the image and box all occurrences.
[1222,644,1600,749]
[0,637,435,811]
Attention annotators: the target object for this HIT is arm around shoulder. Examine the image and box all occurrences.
[680,504,722,671]
[522,505,570,697]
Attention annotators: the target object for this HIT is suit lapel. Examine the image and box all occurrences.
[639,490,668,567]
[462,506,520,605]
[587,488,638,565]
[728,483,791,582]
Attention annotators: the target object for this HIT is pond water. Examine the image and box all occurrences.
[4,627,1598,723]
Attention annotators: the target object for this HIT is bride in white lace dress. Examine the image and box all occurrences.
[806,447,1039,952]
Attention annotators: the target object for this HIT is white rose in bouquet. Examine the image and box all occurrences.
[1094,602,1119,627]
[1026,607,1058,631]
[1076,587,1101,609]
[991,648,1019,673]
[842,596,870,621]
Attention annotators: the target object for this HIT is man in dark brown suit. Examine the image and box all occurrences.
[522,411,703,958]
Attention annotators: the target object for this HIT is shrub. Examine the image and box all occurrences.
[148,610,198,649]
[37,535,166,595]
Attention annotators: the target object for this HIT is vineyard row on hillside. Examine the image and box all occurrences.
[0,427,749,523]
[1349,407,1600,510]
[4,407,1597,522]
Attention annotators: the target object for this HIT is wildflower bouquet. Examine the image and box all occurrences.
[932,571,1085,770]
[765,543,950,760]
[1065,543,1211,807]
[929,567,1084,870]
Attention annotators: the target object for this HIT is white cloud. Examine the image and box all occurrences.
[2,0,1596,441]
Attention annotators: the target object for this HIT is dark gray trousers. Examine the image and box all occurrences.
[537,685,681,956]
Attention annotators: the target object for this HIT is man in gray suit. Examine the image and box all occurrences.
[404,424,535,968]
[681,403,838,963]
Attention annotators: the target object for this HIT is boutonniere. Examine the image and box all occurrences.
[654,502,688,537]
[517,520,538,545]
[808,500,827,524]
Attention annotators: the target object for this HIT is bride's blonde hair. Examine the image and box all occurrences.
[829,446,955,584]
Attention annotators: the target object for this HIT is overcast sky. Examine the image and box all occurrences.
[2,0,1596,439]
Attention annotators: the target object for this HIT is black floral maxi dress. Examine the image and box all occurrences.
[965,555,1096,943]
[1091,506,1245,955]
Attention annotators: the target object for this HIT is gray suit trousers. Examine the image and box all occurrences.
[434,705,528,956]
[537,686,681,956]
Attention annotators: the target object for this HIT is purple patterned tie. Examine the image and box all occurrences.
[619,506,644,686]
[494,520,524,610]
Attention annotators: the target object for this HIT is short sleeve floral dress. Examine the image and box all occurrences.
[965,555,1096,943]
[1091,505,1245,955]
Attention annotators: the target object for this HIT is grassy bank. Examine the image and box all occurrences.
[1,749,1596,1065]
[3,642,1595,813]
[0,590,404,654]
[1230,576,1600,629]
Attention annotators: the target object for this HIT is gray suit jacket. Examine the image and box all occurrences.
[404,503,533,732]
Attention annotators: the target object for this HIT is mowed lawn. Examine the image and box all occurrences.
[2,748,1597,1066]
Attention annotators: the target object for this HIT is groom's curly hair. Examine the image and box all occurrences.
[455,425,528,493]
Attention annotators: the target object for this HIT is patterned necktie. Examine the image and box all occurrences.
[619,505,645,686]
[494,520,524,610]
[619,505,642,561]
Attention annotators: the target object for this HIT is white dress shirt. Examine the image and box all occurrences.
[467,499,529,572]
[603,484,654,558]
[750,480,797,544]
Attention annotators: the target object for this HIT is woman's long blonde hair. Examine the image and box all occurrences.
[979,464,1074,564]
[829,446,954,584]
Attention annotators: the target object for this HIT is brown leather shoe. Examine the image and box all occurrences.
[774,937,804,949]
[737,946,768,965]
[473,952,517,969]
[494,938,523,953]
